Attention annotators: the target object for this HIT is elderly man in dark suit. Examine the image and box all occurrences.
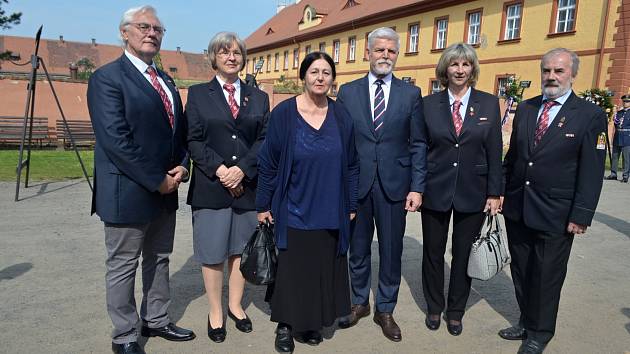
[500,48,607,354]
[87,6,195,354]
[336,27,427,342]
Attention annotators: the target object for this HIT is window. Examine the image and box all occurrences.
[433,17,448,50]
[305,45,312,55]
[293,49,299,68]
[364,32,370,60]
[495,75,515,97]
[333,40,340,63]
[502,2,522,41]
[251,59,256,73]
[465,10,482,45]
[274,53,279,71]
[266,55,271,72]
[430,80,441,94]
[169,67,177,73]
[407,23,419,53]
[319,42,326,53]
[283,51,289,70]
[555,0,576,33]
[348,36,356,61]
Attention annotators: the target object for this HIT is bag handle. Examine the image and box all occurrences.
[477,212,502,241]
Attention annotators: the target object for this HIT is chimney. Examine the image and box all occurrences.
[91,38,97,46]
[177,46,181,54]
[69,63,78,80]
[59,35,64,43]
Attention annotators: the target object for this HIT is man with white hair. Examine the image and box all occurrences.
[500,48,606,354]
[88,6,195,354]
[336,27,427,342]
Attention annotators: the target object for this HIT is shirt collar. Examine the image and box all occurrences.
[368,72,392,87]
[542,89,572,106]
[124,50,157,75]
[215,75,240,91]
[448,86,472,106]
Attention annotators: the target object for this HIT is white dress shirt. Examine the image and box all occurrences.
[215,75,241,106]
[368,72,392,120]
[448,86,472,121]
[124,50,174,115]
[538,89,572,128]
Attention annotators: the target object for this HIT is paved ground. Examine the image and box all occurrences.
[0,178,629,354]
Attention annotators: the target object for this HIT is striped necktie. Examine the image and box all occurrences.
[146,66,174,128]
[223,83,239,119]
[534,100,558,146]
[373,79,385,131]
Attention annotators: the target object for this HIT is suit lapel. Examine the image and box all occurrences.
[439,90,458,139]
[527,96,544,153]
[358,76,376,139]
[239,80,251,118]
[460,88,480,138]
[533,92,577,152]
[379,77,401,138]
[207,78,234,120]
[120,55,166,119]
[158,70,179,131]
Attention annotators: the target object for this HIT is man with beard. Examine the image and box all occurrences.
[500,48,606,354]
[336,27,427,342]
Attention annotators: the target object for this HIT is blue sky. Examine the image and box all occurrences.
[2,1,286,52]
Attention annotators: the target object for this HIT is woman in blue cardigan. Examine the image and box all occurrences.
[256,52,359,353]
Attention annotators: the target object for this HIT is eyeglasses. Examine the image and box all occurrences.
[217,50,243,58]
[130,22,166,35]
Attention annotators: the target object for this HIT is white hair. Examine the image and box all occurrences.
[367,27,400,52]
[118,5,161,45]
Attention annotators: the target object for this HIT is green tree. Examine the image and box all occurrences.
[76,57,96,80]
[0,0,22,61]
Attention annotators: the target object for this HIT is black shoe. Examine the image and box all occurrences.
[446,319,463,336]
[111,342,145,354]
[425,314,440,330]
[275,323,295,353]
[517,339,546,354]
[299,330,322,346]
[622,178,628,183]
[498,326,527,340]
[141,323,195,341]
[207,316,227,343]
[228,309,253,333]
[604,174,618,180]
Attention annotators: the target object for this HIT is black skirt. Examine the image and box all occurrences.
[270,228,351,332]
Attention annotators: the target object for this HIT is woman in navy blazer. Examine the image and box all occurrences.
[420,43,502,336]
[257,52,358,352]
[186,32,270,343]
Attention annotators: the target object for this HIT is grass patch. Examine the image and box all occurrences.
[0,150,94,181]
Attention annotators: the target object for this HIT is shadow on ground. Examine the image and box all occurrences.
[0,262,33,282]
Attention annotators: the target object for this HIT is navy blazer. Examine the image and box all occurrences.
[88,54,189,224]
[503,92,607,233]
[613,109,630,146]
[336,75,427,201]
[422,88,503,212]
[256,97,359,254]
[186,78,270,210]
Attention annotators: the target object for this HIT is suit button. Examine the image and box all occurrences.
[525,181,530,185]
[232,155,237,160]
[528,162,533,166]
[231,134,237,139]
[455,144,459,148]
[453,162,458,167]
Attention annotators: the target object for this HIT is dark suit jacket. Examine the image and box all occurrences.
[336,75,427,201]
[186,78,270,210]
[422,88,503,212]
[503,92,607,233]
[88,54,188,224]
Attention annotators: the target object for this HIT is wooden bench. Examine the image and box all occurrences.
[55,119,95,149]
[0,116,51,148]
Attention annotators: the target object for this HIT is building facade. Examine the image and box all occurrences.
[244,0,628,103]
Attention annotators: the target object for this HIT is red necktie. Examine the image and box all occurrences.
[146,66,174,128]
[452,100,463,136]
[223,83,239,119]
[534,100,557,146]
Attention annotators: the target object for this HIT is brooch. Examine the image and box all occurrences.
[469,106,475,117]
[243,96,249,107]
[557,117,565,128]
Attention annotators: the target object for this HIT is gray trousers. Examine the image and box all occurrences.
[104,209,175,344]
[611,145,630,179]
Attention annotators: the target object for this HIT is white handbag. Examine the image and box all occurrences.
[467,213,511,281]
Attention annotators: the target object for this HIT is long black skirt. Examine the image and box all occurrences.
[270,227,351,332]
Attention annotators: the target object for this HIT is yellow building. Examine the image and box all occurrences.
[244,0,628,102]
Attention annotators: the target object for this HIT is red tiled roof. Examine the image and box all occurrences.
[245,0,457,52]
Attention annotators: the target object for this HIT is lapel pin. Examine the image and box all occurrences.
[557,117,565,128]
[243,96,249,107]
[469,107,475,117]
[479,117,487,121]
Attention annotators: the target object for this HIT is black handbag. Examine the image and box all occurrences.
[240,221,277,285]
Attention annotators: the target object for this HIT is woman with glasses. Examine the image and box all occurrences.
[185,32,270,343]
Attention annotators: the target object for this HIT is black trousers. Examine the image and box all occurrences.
[505,218,574,344]
[421,207,485,321]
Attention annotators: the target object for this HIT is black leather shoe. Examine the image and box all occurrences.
[446,319,463,336]
[228,310,253,333]
[498,326,527,340]
[425,314,440,330]
[604,174,618,180]
[111,342,145,354]
[207,317,227,343]
[275,323,295,353]
[517,339,546,354]
[141,323,195,341]
[622,178,628,183]
[299,330,322,346]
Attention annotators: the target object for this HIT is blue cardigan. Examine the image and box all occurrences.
[256,96,359,254]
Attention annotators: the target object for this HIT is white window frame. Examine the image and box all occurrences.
[283,51,289,70]
[333,40,340,63]
[431,80,441,94]
[467,12,481,45]
[348,37,356,61]
[319,42,326,52]
[504,4,522,40]
[409,24,419,53]
[274,53,279,71]
[556,0,576,33]
[436,19,448,49]
[293,49,299,68]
